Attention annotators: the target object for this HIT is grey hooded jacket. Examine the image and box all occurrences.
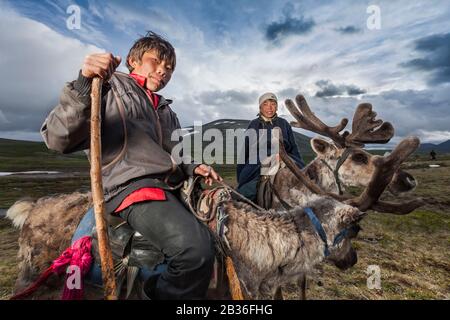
[41,71,197,213]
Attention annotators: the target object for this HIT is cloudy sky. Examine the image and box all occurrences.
[0,0,449,147]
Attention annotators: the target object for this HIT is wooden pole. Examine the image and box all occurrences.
[225,257,244,300]
[90,77,117,300]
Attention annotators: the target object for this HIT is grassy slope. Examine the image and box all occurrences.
[0,139,448,299]
[0,218,19,299]
[0,138,88,172]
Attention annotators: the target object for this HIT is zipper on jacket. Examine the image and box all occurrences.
[135,84,164,147]
[134,80,178,176]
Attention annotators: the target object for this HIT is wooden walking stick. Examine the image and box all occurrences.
[225,257,244,300]
[90,77,117,300]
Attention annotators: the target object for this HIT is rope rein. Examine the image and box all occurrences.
[214,180,267,212]
[319,148,353,196]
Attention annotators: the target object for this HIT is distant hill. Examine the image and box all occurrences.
[0,138,86,158]
[182,119,313,164]
[417,140,450,153]
[0,138,48,157]
[0,138,88,171]
[0,120,313,169]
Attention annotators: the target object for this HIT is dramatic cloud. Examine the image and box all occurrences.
[265,3,315,42]
[416,130,450,143]
[370,87,450,137]
[0,5,102,140]
[197,90,258,107]
[291,85,450,148]
[7,0,109,46]
[1,0,450,145]
[401,32,450,85]
[346,86,366,95]
[315,80,366,97]
[265,16,315,42]
[277,88,301,100]
[335,25,361,34]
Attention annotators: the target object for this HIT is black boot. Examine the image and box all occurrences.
[142,273,160,300]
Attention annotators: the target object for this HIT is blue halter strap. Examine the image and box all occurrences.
[303,207,350,257]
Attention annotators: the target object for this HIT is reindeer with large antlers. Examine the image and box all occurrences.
[262,94,424,299]
[270,94,424,214]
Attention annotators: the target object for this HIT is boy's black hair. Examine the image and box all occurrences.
[126,31,176,72]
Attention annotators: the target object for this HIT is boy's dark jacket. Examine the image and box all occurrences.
[41,71,197,213]
[236,115,305,190]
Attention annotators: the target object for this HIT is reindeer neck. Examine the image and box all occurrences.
[305,158,340,194]
[273,161,340,208]
[281,219,329,276]
[227,204,326,274]
[300,230,327,266]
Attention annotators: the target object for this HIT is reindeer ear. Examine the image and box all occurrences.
[341,207,367,225]
[311,137,334,156]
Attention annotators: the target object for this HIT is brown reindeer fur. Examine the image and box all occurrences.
[9,192,92,294]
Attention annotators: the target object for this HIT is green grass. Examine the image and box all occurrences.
[0,218,19,299]
[0,138,88,172]
[0,176,91,208]
[0,157,88,172]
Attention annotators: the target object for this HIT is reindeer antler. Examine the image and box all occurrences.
[344,103,394,147]
[277,128,424,215]
[285,95,348,148]
[344,136,422,212]
[285,95,394,148]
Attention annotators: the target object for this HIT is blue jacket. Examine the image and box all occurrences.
[236,115,305,200]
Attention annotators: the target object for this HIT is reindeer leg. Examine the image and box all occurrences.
[299,274,307,300]
[274,286,284,300]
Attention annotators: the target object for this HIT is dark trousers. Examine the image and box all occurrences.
[118,191,215,299]
[236,176,259,202]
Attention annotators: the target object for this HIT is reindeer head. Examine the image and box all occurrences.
[310,137,378,189]
[296,195,365,270]
[325,204,364,270]
[310,136,417,195]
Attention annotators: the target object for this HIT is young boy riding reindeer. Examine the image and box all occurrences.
[41,31,222,300]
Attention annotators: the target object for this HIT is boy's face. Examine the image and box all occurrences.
[260,99,278,118]
[129,49,173,92]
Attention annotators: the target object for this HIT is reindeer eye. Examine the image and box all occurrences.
[347,224,361,238]
[352,153,368,164]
